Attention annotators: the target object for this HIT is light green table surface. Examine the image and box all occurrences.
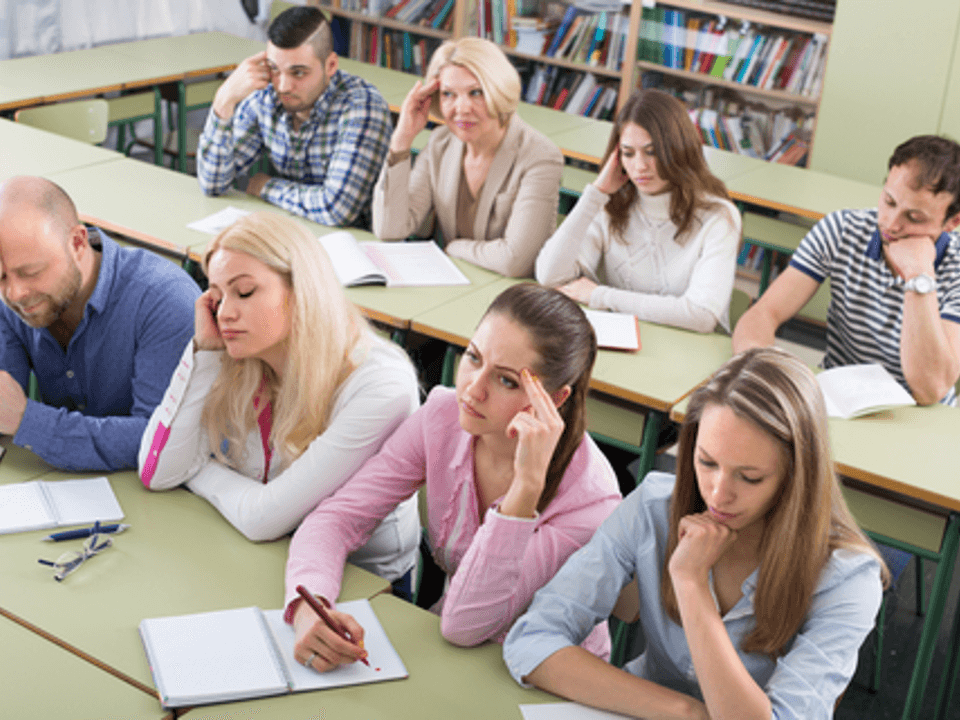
[179,594,555,720]
[0,118,126,181]
[411,277,733,410]
[726,161,881,220]
[0,437,59,483]
[0,468,389,694]
[103,32,262,80]
[1,615,170,720]
[339,57,419,108]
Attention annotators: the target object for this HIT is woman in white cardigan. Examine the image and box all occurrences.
[138,212,420,591]
[373,37,563,278]
[536,89,741,333]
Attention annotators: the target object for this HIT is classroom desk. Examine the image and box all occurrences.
[179,594,556,719]
[0,117,126,181]
[0,468,390,695]
[669,397,960,720]
[0,615,171,720]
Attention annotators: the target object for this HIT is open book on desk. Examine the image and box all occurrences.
[140,599,407,708]
[0,476,123,534]
[816,363,916,419]
[318,232,470,287]
[583,309,641,351]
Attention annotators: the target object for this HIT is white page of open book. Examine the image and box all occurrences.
[263,599,408,690]
[47,476,124,527]
[816,363,916,419]
[318,232,385,286]
[361,241,470,287]
[520,702,634,719]
[0,482,54,533]
[141,606,288,706]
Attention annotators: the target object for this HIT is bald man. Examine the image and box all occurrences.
[0,176,200,471]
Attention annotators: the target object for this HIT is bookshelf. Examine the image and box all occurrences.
[314,0,836,165]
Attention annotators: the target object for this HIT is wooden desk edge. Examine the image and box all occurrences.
[728,190,825,221]
[81,213,194,263]
[834,462,960,515]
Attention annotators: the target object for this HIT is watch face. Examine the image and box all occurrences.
[909,274,935,293]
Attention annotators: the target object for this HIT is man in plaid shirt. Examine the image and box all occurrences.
[198,6,391,227]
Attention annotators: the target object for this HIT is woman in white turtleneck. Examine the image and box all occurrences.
[535,89,741,333]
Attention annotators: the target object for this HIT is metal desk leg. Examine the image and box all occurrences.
[634,410,663,486]
[933,513,960,719]
[177,81,187,173]
[153,86,163,167]
[902,512,960,720]
[441,345,459,388]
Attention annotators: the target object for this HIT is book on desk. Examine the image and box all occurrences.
[140,599,407,708]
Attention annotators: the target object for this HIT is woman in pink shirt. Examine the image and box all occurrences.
[285,283,622,672]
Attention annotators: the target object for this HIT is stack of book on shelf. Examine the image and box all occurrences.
[721,0,836,23]
[522,64,618,119]
[638,7,829,99]
[353,26,442,73]
[384,0,457,29]
[534,4,627,71]
[686,99,812,166]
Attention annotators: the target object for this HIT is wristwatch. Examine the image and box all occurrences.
[904,273,936,294]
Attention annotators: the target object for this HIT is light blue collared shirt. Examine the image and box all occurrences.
[504,472,883,720]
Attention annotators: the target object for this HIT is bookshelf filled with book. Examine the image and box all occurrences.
[315,0,836,165]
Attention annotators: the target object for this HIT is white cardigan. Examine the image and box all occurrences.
[536,184,741,332]
[138,333,420,581]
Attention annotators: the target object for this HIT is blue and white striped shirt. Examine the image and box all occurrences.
[790,207,960,405]
[197,69,392,227]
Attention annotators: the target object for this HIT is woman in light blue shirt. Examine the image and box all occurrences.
[504,347,887,720]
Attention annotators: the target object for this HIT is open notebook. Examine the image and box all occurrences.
[583,309,641,351]
[816,363,916,419]
[318,232,470,287]
[140,599,407,708]
[0,476,123,534]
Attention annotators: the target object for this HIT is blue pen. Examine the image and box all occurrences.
[43,523,130,542]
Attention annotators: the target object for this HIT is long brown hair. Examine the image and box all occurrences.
[482,284,596,512]
[661,347,889,657]
[604,89,731,244]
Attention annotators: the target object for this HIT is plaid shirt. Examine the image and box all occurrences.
[197,69,391,227]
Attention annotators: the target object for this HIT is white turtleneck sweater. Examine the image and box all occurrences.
[535,183,741,333]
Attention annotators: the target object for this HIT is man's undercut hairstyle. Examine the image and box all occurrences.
[268,6,333,61]
[889,135,960,221]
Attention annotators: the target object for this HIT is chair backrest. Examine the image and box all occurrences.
[15,98,109,144]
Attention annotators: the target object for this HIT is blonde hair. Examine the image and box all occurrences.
[661,347,889,657]
[425,37,520,124]
[200,212,366,466]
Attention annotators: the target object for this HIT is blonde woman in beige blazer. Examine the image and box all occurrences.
[372,38,563,278]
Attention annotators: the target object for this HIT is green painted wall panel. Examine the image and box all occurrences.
[810,0,960,184]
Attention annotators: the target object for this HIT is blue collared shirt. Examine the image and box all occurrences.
[197,69,392,227]
[1,230,200,471]
[504,472,883,720]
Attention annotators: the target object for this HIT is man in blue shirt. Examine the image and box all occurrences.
[0,176,200,471]
[197,5,392,227]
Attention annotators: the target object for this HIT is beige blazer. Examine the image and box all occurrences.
[372,115,563,277]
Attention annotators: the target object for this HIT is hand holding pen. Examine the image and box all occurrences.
[293,585,368,672]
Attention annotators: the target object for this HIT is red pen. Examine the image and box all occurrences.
[295,584,370,667]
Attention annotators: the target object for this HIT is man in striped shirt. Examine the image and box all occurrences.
[198,6,391,228]
[733,135,960,405]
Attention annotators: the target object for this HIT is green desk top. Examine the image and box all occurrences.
[0,118,125,181]
[103,32,262,79]
[1,615,169,720]
[180,594,555,720]
[411,277,733,410]
[0,468,389,692]
[726,162,881,220]
[339,58,419,108]
[0,437,59,483]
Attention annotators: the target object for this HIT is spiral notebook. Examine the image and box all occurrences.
[139,599,407,708]
[0,476,123,534]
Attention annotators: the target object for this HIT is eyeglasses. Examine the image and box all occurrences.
[38,521,114,582]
